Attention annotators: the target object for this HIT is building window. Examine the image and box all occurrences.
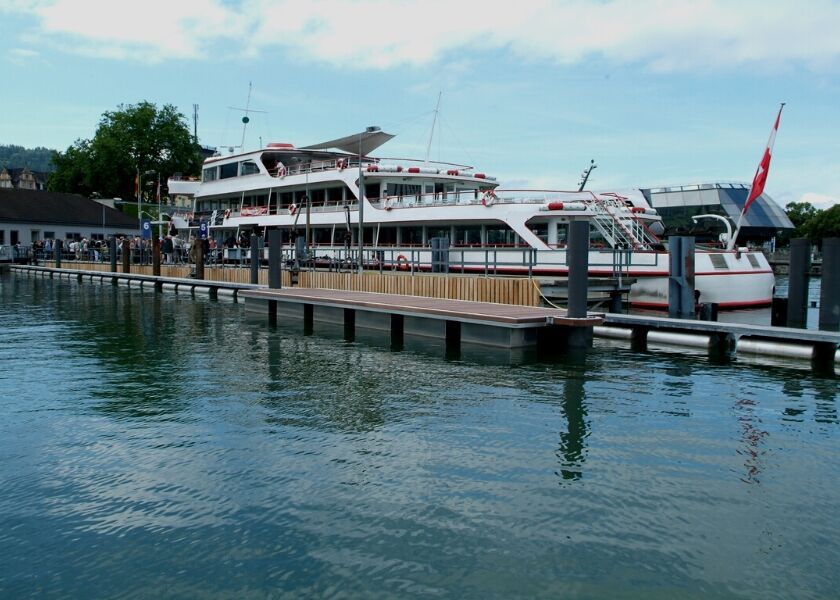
[0,231,4,245]
[66,232,81,240]
[10,230,19,245]
[44,231,55,239]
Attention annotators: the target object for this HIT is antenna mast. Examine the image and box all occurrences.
[192,104,199,142]
[228,82,267,151]
[424,91,442,164]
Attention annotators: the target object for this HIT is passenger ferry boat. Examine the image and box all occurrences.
[168,130,774,309]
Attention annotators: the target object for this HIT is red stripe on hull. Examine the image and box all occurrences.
[631,298,773,310]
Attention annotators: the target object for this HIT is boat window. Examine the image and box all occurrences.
[386,183,421,198]
[203,167,217,182]
[710,254,729,269]
[240,160,260,176]
[219,163,238,179]
[747,254,761,268]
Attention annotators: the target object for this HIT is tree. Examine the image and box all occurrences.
[48,101,201,206]
[785,201,820,237]
[803,204,840,247]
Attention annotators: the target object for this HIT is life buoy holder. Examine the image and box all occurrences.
[288,204,297,215]
[224,209,231,219]
[396,254,409,271]
[337,158,347,171]
[481,190,497,206]
[277,165,287,178]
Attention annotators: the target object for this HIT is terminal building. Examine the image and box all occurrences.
[640,182,793,245]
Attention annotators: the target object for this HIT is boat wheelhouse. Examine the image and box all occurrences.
[171,131,775,310]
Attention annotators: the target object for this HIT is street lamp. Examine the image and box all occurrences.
[144,169,162,239]
[358,126,380,273]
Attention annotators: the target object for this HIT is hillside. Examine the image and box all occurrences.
[0,144,57,172]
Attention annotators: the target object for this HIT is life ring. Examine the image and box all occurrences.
[288,204,297,215]
[277,165,287,178]
[396,254,409,271]
[337,158,346,171]
[481,190,497,206]
[224,208,231,219]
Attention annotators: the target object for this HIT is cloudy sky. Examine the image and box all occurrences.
[2,0,839,208]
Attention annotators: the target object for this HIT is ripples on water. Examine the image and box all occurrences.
[0,273,837,599]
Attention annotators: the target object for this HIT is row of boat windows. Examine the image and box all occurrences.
[209,225,526,247]
[196,184,485,212]
[203,160,260,181]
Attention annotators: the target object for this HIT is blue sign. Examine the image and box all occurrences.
[141,218,152,240]
[199,220,208,240]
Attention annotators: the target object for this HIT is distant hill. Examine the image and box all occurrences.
[0,144,57,173]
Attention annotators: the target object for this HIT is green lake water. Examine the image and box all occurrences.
[1,273,837,599]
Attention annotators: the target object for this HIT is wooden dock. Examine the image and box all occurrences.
[240,288,602,350]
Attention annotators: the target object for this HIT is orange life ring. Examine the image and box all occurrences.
[337,158,346,171]
[396,254,409,271]
[288,204,297,215]
[224,208,231,219]
[481,190,497,206]
[277,165,287,178]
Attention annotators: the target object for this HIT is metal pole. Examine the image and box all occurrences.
[250,234,260,284]
[268,229,282,288]
[818,238,839,331]
[137,167,142,238]
[567,219,589,318]
[358,135,364,273]
[787,238,811,329]
[157,173,162,240]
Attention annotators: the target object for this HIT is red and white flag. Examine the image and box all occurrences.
[744,103,785,214]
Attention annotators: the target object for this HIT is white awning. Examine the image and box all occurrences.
[301,130,394,156]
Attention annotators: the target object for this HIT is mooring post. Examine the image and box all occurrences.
[668,236,695,319]
[567,219,589,319]
[109,237,117,273]
[787,238,811,329]
[54,239,62,269]
[121,239,131,273]
[819,238,839,331]
[771,297,788,327]
[195,240,205,280]
[268,230,282,289]
[152,239,161,277]
[250,234,260,285]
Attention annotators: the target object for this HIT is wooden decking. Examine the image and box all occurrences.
[241,288,602,328]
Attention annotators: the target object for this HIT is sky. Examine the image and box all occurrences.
[1,0,839,209]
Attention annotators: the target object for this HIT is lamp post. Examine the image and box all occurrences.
[358,126,380,273]
[143,169,161,239]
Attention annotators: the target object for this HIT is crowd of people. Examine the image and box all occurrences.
[27,235,225,265]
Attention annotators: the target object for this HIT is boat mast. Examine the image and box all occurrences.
[577,159,597,192]
[424,91,442,165]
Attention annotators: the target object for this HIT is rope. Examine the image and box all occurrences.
[532,278,564,310]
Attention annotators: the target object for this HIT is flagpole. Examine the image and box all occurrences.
[726,102,785,251]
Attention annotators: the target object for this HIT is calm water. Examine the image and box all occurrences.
[1,273,838,599]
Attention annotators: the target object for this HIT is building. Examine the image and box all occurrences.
[0,167,48,191]
[0,188,139,247]
[640,182,793,243]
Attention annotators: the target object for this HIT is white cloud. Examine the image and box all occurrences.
[5,0,840,70]
[796,192,840,210]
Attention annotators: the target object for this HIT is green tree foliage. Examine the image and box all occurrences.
[0,144,57,172]
[803,204,840,246]
[785,201,820,237]
[48,101,201,204]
